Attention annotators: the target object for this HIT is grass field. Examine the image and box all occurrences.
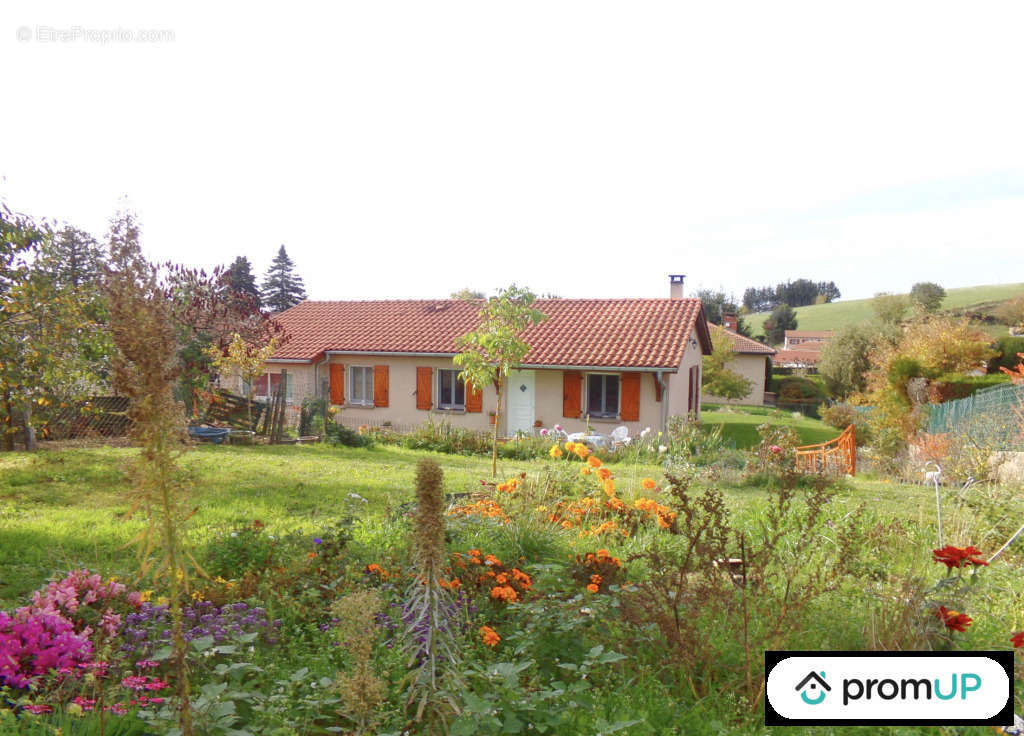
[0,440,960,607]
[746,282,1024,336]
[701,405,839,448]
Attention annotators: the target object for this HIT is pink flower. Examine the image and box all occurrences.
[144,678,169,691]
[769,445,782,454]
[121,675,148,690]
[72,696,96,711]
[22,703,52,714]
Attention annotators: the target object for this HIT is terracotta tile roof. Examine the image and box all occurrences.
[773,349,824,365]
[270,298,712,369]
[711,325,776,355]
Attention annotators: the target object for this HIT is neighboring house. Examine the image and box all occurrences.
[230,276,713,436]
[782,330,833,350]
[703,325,775,406]
[775,330,834,370]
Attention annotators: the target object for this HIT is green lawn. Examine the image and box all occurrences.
[0,440,950,607]
[701,406,840,448]
[746,281,1024,335]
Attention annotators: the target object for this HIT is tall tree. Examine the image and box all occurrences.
[261,245,306,313]
[226,256,261,308]
[762,303,798,345]
[454,285,547,477]
[1,206,109,449]
[909,282,946,314]
[872,292,909,325]
[35,225,106,290]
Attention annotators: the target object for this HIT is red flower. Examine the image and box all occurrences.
[1011,631,1024,648]
[936,606,972,632]
[932,545,988,569]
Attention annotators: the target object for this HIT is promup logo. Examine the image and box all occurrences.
[765,651,1013,726]
[795,671,830,705]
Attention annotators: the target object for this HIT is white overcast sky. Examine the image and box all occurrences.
[2,2,1023,304]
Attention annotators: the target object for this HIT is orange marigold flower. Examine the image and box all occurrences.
[586,583,600,593]
[602,479,615,497]
[307,551,317,559]
[590,574,603,584]
[480,625,501,646]
[549,445,563,459]
[936,606,972,632]
[511,569,532,588]
[449,578,461,589]
[596,467,612,481]
[605,496,626,511]
[490,585,519,603]
[497,483,509,492]
[641,477,657,490]
[561,520,573,529]
[484,554,502,566]
[467,549,482,558]
[597,549,610,557]
[495,573,510,584]
[573,444,591,458]
[580,466,592,476]
[587,455,603,468]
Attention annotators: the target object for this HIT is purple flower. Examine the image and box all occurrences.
[313,538,323,545]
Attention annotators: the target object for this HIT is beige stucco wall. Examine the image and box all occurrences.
[225,323,709,436]
[703,354,769,406]
[666,333,704,421]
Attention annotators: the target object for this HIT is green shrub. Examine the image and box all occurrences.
[203,522,279,580]
[327,422,374,448]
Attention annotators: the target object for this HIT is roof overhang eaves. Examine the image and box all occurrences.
[267,358,314,364]
[324,350,457,358]
[521,363,678,373]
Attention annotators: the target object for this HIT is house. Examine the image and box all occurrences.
[233,275,713,436]
[782,330,833,351]
[775,330,833,370]
[703,324,775,406]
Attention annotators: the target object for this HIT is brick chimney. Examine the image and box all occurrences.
[669,274,685,300]
[723,314,738,331]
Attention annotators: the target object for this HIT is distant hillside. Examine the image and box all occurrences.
[746,283,1024,337]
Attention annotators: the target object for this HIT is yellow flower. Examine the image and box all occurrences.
[580,466,592,476]
[573,444,590,458]
[602,479,616,497]
[549,445,564,459]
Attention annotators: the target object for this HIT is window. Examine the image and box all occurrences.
[349,366,374,406]
[437,369,465,410]
[252,372,292,401]
[587,373,619,418]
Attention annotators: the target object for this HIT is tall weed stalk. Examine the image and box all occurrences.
[106,213,201,736]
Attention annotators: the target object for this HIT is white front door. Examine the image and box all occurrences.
[506,370,535,437]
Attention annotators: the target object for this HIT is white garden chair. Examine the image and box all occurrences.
[610,425,631,447]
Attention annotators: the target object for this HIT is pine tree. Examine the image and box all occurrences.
[226,256,261,308]
[260,245,306,313]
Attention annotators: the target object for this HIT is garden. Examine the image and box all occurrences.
[1,420,1022,735]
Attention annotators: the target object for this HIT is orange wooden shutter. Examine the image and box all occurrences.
[416,367,433,410]
[329,364,345,404]
[373,365,389,407]
[620,373,641,421]
[465,379,483,413]
[562,371,582,418]
[652,373,663,402]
